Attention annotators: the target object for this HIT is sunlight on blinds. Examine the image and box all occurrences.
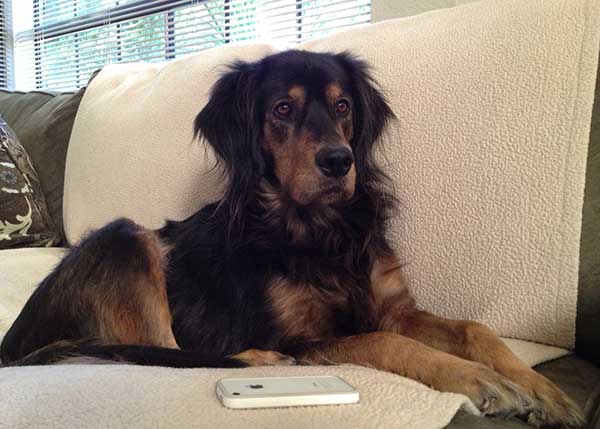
[0,0,14,89]
[13,0,370,91]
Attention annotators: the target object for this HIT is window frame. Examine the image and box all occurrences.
[0,0,14,89]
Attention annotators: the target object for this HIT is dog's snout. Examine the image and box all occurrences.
[316,147,354,178]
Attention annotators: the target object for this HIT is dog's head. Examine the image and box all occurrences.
[195,50,393,222]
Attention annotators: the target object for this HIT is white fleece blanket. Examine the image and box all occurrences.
[0,364,480,429]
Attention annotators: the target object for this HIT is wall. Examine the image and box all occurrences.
[371,0,481,22]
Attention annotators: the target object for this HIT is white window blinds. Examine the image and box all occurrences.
[0,0,14,89]
[13,0,371,91]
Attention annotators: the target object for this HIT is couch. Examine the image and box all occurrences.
[1,0,599,427]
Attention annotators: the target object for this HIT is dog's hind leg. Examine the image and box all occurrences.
[0,218,178,364]
[93,221,179,350]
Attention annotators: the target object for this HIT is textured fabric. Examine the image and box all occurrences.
[577,55,600,365]
[301,0,600,348]
[0,247,66,335]
[0,363,478,429]
[498,339,568,368]
[0,354,597,429]
[65,0,600,348]
[447,355,600,428]
[0,88,86,243]
[0,118,60,249]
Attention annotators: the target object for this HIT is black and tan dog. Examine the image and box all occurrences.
[1,51,583,428]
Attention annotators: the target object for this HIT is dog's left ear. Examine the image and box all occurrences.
[334,52,395,159]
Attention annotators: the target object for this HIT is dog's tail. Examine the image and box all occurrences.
[2,339,247,368]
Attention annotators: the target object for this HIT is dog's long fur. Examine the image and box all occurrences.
[0,51,584,428]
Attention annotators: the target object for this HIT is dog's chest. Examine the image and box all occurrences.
[266,276,364,342]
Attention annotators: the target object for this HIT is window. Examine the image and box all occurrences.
[11,0,370,91]
[0,0,13,89]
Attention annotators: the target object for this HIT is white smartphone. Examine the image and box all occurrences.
[215,375,360,409]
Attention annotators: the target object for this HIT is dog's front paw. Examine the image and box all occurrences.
[438,361,533,419]
[231,349,296,366]
[514,371,584,428]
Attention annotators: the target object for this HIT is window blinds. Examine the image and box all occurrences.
[13,0,370,91]
[0,0,13,89]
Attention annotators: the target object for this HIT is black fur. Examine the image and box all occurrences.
[1,50,396,366]
[164,50,396,356]
[4,339,246,368]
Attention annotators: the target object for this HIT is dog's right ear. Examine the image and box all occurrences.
[194,61,263,229]
[194,61,263,177]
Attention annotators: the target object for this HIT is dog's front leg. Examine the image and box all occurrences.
[292,332,531,418]
[370,252,584,428]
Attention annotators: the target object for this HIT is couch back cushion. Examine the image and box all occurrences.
[0,89,85,243]
[64,43,277,239]
[64,0,600,350]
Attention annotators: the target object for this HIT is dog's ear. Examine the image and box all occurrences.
[334,52,397,230]
[194,61,263,229]
[334,52,394,160]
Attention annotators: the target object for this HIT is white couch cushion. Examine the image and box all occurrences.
[299,0,600,349]
[0,248,67,335]
[64,0,600,349]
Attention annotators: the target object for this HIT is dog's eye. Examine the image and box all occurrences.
[274,102,292,118]
[336,99,350,116]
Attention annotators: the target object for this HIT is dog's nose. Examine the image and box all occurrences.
[316,147,354,178]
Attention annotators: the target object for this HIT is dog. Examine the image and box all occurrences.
[0,50,583,428]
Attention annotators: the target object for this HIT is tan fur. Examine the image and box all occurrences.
[363,250,583,426]
[401,311,584,426]
[258,180,352,243]
[264,123,322,202]
[231,349,295,366]
[94,229,179,349]
[262,83,356,205]
[369,253,415,331]
[325,83,343,105]
[326,83,354,146]
[267,276,348,342]
[296,331,532,417]
[288,85,305,107]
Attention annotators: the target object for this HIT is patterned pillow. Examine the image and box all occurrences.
[0,116,60,248]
